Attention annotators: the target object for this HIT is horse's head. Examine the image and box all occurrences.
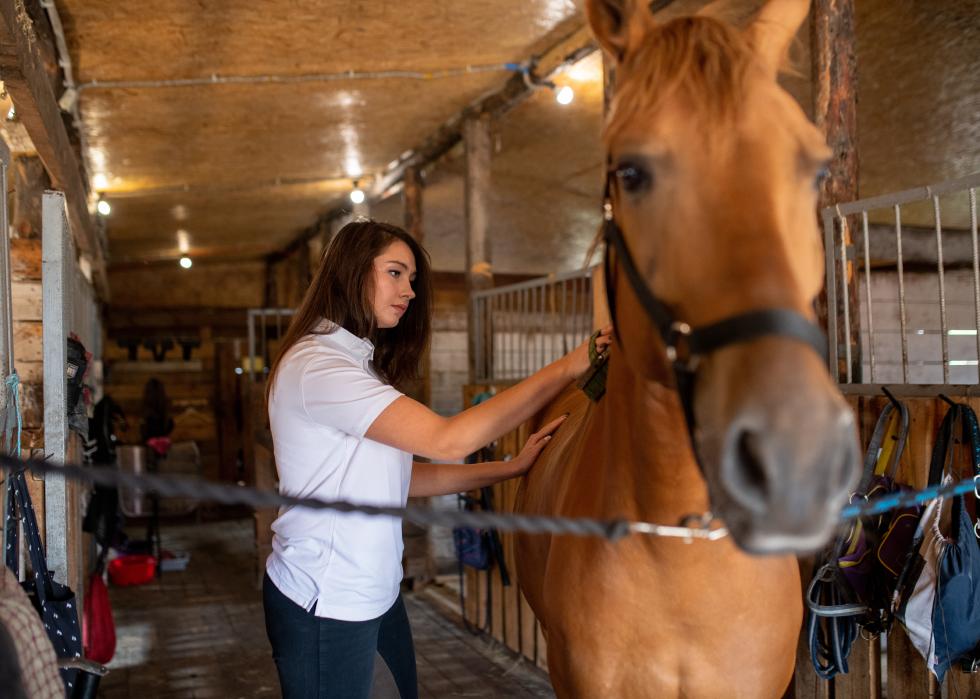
[586,0,860,553]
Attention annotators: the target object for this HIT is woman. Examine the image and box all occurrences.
[263,219,611,698]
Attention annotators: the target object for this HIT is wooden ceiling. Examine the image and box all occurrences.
[9,0,978,274]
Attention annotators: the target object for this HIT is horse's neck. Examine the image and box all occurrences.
[600,354,711,522]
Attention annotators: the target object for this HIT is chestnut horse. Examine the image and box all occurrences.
[515,1,860,696]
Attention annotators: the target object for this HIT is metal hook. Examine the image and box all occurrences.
[939,393,958,408]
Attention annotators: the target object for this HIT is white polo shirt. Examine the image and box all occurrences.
[265,322,410,621]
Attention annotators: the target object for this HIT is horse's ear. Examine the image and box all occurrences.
[746,0,811,76]
[585,0,656,62]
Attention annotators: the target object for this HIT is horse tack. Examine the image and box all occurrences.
[576,330,610,402]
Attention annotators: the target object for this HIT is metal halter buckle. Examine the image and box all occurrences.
[678,511,716,530]
[859,627,880,642]
[664,321,693,364]
[974,474,980,499]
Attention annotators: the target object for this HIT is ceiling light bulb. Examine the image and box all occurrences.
[556,86,574,105]
[96,200,111,216]
[350,188,365,204]
[179,256,193,269]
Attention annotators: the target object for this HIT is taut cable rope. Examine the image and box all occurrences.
[3,451,979,542]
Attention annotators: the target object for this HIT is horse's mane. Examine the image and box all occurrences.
[584,16,756,269]
[604,16,755,146]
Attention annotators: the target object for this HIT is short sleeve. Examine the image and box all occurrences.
[300,355,403,438]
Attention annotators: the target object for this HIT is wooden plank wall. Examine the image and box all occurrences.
[459,387,980,694]
[103,329,220,482]
[460,383,547,671]
[8,237,46,539]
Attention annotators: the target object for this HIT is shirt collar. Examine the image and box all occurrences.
[313,320,375,361]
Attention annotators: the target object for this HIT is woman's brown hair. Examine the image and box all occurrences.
[267,220,432,400]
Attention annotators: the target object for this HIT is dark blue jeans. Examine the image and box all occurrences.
[263,573,418,699]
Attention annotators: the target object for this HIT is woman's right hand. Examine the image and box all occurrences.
[562,325,613,380]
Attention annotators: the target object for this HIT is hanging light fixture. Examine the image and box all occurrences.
[179,256,193,269]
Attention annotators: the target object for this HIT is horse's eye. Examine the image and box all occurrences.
[615,163,652,194]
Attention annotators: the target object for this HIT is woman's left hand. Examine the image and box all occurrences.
[508,414,569,476]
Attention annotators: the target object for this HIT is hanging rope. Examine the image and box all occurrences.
[1,371,21,458]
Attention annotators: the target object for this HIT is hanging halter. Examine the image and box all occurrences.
[600,167,829,458]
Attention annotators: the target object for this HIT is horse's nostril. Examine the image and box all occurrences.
[727,430,770,513]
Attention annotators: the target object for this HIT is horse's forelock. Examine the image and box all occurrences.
[603,16,755,146]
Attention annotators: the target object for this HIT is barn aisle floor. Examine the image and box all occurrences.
[98,516,554,698]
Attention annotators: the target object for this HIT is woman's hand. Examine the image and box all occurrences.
[562,325,613,380]
[508,414,569,477]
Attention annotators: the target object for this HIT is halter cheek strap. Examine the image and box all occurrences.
[600,173,829,461]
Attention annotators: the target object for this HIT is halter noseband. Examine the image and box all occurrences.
[600,171,829,455]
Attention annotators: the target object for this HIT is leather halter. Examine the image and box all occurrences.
[600,171,829,455]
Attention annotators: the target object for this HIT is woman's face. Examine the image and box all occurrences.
[371,240,417,329]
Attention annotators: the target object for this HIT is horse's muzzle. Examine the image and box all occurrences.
[698,356,861,555]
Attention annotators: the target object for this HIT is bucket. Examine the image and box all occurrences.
[107,554,157,586]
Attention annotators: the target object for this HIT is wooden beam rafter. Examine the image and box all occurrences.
[0,0,109,297]
[272,24,596,260]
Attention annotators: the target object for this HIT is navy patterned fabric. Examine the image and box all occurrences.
[5,470,83,697]
[931,405,980,680]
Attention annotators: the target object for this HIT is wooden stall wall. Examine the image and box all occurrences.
[102,331,220,480]
[460,383,547,671]
[9,236,46,538]
[105,260,265,488]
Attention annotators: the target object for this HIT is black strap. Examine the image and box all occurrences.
[688,309,828,361]
[928,403,961,488]
[949,404,980,541]
[602,217,672,345]
[478,487,510,587]
[5,470,58,606]
[603,216,827,363]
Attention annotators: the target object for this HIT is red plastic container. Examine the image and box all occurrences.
[108,554,157,586]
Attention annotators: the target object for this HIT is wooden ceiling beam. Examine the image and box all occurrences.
[272,24,596,261]
[370,25,595,202]
[0,0,109,298]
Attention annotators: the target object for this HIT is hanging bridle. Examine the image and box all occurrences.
[600,168,829,457]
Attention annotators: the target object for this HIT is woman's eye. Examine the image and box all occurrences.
[389,270,400,278]
[615,163,652,194]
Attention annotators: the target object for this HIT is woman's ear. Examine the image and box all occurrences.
[745,0,811,77]
[585,0,657,62]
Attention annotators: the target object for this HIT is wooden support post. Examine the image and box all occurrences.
[0,140,13,567]
[41,191,81,593]
[811,0,861,380]
[11,155,49,239]
[465,115,494,383]
[400,165,431,403]
[403,166,424,244]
